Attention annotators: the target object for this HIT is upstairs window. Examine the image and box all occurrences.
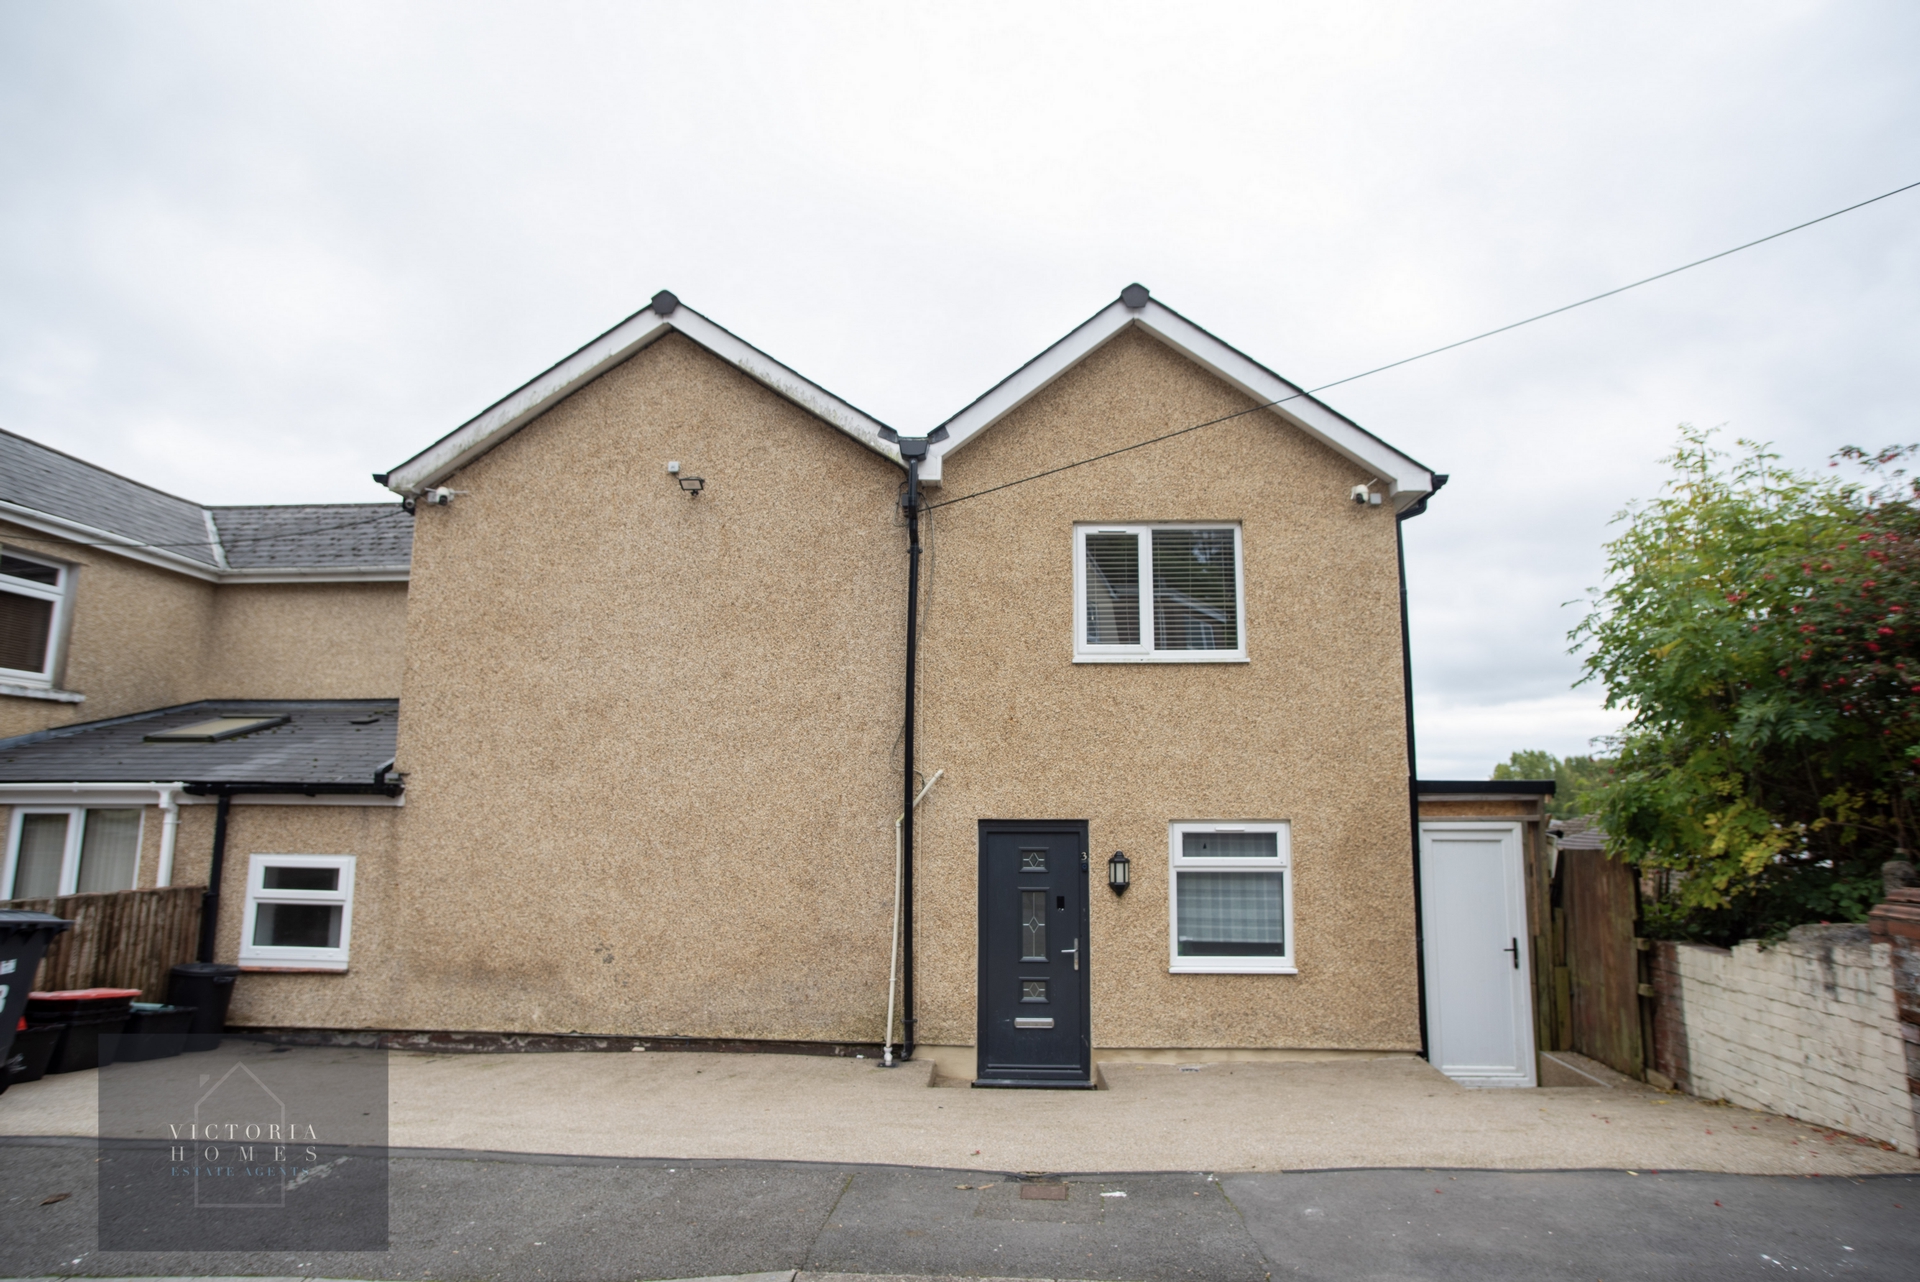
[0,550,69,686]
[1074,524,1245,662]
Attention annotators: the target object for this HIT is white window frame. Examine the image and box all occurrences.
[1072,523,1247,663]
[2,806,146,898]
[238,854,356,971]
[1167,820,1295,974]
[0,547,72,688]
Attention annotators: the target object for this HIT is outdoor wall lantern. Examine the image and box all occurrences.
[1107,850,1130,895]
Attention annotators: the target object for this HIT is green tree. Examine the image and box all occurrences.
[1572,427,1920,945]
[1490,751,1614,818]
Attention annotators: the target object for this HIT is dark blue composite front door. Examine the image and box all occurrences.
[975,820,1093,1088]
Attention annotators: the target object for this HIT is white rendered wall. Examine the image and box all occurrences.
[1671,927,1917,1154]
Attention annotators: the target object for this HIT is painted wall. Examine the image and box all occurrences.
[1,523,213,738]
[1650,928,1917,1154]
[167,800,407,1031]
[915,328,1420,1058]
[382,333,907,1039]
[0,523,407,739]
[203,582,409,698]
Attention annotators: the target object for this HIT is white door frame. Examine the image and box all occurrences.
[1419,820,1536,1088]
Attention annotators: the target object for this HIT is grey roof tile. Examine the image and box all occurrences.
[2,429,412,573]
[1,429,217,566]
[210,504,412,569]
[0,699,400,786]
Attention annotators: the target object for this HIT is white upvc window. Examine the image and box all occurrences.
[239,854,356,971]
[0,549,71,687]
[1168,821,1295,974]
[1073,523,1246,662]
[2,806,144,898]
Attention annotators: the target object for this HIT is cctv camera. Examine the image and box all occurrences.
[1351,484,1370,504]
[427,487,454,506]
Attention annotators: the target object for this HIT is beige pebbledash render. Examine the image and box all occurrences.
[356,285,1441,1080]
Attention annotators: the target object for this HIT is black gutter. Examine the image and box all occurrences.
[1396,474,1446,1061]
[182,782,405,798]
[183,779,404,965]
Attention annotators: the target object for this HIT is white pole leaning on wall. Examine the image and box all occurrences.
[155,786,182,887]
[883,769,942,1069]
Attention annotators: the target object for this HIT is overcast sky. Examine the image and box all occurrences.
[3,1,1916,777]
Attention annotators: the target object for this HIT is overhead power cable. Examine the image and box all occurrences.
[926,177,1920,513]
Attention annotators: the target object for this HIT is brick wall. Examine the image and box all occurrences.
[1868,888,1920,1150]
[1655,924,1916,1155]
[1647,940,1690,1094]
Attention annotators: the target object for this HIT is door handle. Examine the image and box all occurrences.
[1062,938,1079,971]
[1504,937,1519,969]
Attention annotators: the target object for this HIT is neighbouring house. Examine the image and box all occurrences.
[1,428,408,978]
[6,285,1481,1086]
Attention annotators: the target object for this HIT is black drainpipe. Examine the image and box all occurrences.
[1397,474,1446,1060]
[197,791,232,964]
[903,459,922,1059]
[881,424,947,1062]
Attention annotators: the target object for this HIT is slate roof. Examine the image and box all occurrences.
[0,700,400,787]
[1,428,411,575]
[1,428,218,567]
[210,505,413,570]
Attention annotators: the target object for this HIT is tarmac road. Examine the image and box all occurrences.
[3,1138,1917,1281]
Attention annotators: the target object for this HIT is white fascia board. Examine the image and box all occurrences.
[0,500,220,582]
[0,502,409,584]
[383,302,903,494]
[215,567,411,584]
[175,791,405,807]
[922,299,1435,508]
[0,782,186,807]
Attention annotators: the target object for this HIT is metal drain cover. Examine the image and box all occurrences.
[1019,1182,1068,1201]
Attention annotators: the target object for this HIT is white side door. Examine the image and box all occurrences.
[1420,822,1535,1088]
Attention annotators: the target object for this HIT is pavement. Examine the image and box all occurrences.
[5,1042,1918,1278]
[3,1042,1916,1176]
[2,1141,1917,1280]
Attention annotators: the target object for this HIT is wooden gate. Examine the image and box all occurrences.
[1556,850,1644,1078]
[3,885,203,1000]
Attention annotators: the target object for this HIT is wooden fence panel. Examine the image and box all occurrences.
[3,886,204,1000]
[1560,850,1644,1078]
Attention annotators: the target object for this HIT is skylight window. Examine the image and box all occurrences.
[144,715,289,743]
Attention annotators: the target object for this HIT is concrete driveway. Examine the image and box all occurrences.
[3,1042,1915,1176]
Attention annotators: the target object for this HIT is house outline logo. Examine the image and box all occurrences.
[191,1061,287,1209]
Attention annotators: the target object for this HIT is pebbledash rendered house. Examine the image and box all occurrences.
[0,286,1552,1087]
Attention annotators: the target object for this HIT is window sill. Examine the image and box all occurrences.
[0,681,85,703]
[238,962,349,973]
[1073,654,1249,665]
[1169,963,1298,975]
